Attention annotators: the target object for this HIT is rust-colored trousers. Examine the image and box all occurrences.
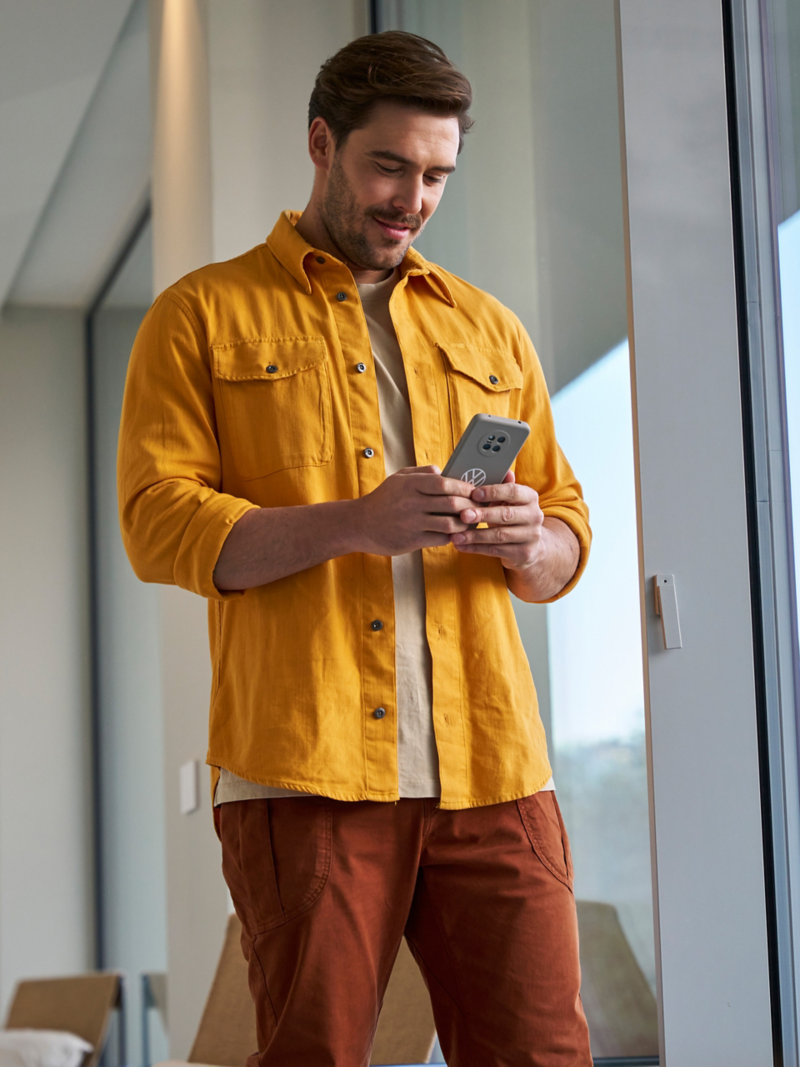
[215,793,591,1067]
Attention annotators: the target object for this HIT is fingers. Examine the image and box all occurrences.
[426,514,470,535]
[470,480,536,506]
[460,502,535,526]
[414,473,476,498]
[451,523,539,547]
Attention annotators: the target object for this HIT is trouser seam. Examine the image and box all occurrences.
[249,933,278,1031]
[414,896,481,1066]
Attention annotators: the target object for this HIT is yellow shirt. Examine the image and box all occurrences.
[117,210,591,809]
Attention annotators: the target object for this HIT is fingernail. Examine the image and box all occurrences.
[473,489,485,501]
[432,465,441,474]
[452,533,466,544]
[463,509,476,522]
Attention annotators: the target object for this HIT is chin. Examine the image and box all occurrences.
[363,244,409,271]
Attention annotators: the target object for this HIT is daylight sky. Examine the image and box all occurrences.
[547,340,646,748]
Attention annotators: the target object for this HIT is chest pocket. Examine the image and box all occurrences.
[438,344,523,441]
[212,337,332,481]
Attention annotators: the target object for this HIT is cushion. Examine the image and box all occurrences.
[0,1030,92,1067]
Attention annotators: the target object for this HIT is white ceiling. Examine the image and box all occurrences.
[0,0,151,308]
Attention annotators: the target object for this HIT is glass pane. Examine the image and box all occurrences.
[377,2,656,1060]
[767,0,800,662]
[91,216,169,1067]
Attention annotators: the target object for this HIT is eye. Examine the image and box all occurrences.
[377,164,401,175]
[425,174,446,185]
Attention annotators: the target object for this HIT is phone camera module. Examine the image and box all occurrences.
[477,431,510,458]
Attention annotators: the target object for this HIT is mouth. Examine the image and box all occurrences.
[372,217,417,242]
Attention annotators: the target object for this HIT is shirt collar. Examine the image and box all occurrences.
[265,210,457,308]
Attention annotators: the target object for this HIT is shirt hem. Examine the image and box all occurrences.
[208,759,553,810]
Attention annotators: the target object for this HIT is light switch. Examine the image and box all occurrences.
[654,573,683,649]
[179,759,199,815]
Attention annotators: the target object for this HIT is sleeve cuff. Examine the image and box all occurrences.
[173,494,260,601]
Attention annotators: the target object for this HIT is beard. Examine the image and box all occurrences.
[320,155,424,271]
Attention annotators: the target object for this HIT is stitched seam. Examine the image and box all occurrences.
[436,342,523,391]
[248,932,278,1029]
[405,936,467,1026]
[162,291,206,341]
[516,799,572,891]
[210,335,326,351]
[257,801,333,932]
[416,906,481,1063]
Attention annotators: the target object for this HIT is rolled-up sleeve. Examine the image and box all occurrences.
[512,317,592,602]
[117,291,258,601]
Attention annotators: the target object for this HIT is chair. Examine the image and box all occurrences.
[576,900,659,1058]
[4,973,122,1067]
[156,914,437,1067]
[184,915,256,1067]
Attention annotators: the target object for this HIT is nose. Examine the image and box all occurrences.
[391,174,424,217]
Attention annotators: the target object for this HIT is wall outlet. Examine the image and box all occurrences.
[179,759,199,815]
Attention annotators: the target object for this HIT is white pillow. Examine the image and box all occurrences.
[0,1030,93,1067]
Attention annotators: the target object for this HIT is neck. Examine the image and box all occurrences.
[295,201,395,285]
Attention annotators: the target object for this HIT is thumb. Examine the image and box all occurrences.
[502,469,516,484]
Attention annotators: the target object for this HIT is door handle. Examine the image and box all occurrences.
[654,573,683,649]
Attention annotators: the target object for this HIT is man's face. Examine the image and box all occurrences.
[319,101,460,272]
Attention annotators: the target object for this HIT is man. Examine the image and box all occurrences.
[119,30,592,1067]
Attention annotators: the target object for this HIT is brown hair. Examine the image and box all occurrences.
[309,31,473,152]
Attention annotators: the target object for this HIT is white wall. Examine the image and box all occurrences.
[0,307,94,1016]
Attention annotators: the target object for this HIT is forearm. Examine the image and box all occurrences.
[213,498,363,591]
[505,517,580,603]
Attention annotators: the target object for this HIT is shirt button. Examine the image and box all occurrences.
[316,256,325,264]
[363,447,375,458]
[336,291,348,301]
[356,363,367,373]
[374,707,386,719]
[371,619,383,631]
[489,374,499,385]
[266,364,278,374]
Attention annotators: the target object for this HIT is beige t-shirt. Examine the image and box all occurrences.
[214,269,553,804]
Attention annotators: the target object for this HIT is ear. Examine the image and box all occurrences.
[308,117,336,172]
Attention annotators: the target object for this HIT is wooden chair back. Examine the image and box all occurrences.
[577,899,659,1058]
[4,973,120,1067]
[188,915,256,1067]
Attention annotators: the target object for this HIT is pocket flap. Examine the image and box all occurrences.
[438,343,522,392]
[213,337,327,381]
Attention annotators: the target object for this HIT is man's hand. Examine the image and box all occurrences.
[355,465,474,555]
[213,466,473,591]
[450,471,580,601]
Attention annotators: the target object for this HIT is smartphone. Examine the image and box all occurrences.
[442,413,531,488]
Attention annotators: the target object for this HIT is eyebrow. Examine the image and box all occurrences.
[367,149,456,175]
